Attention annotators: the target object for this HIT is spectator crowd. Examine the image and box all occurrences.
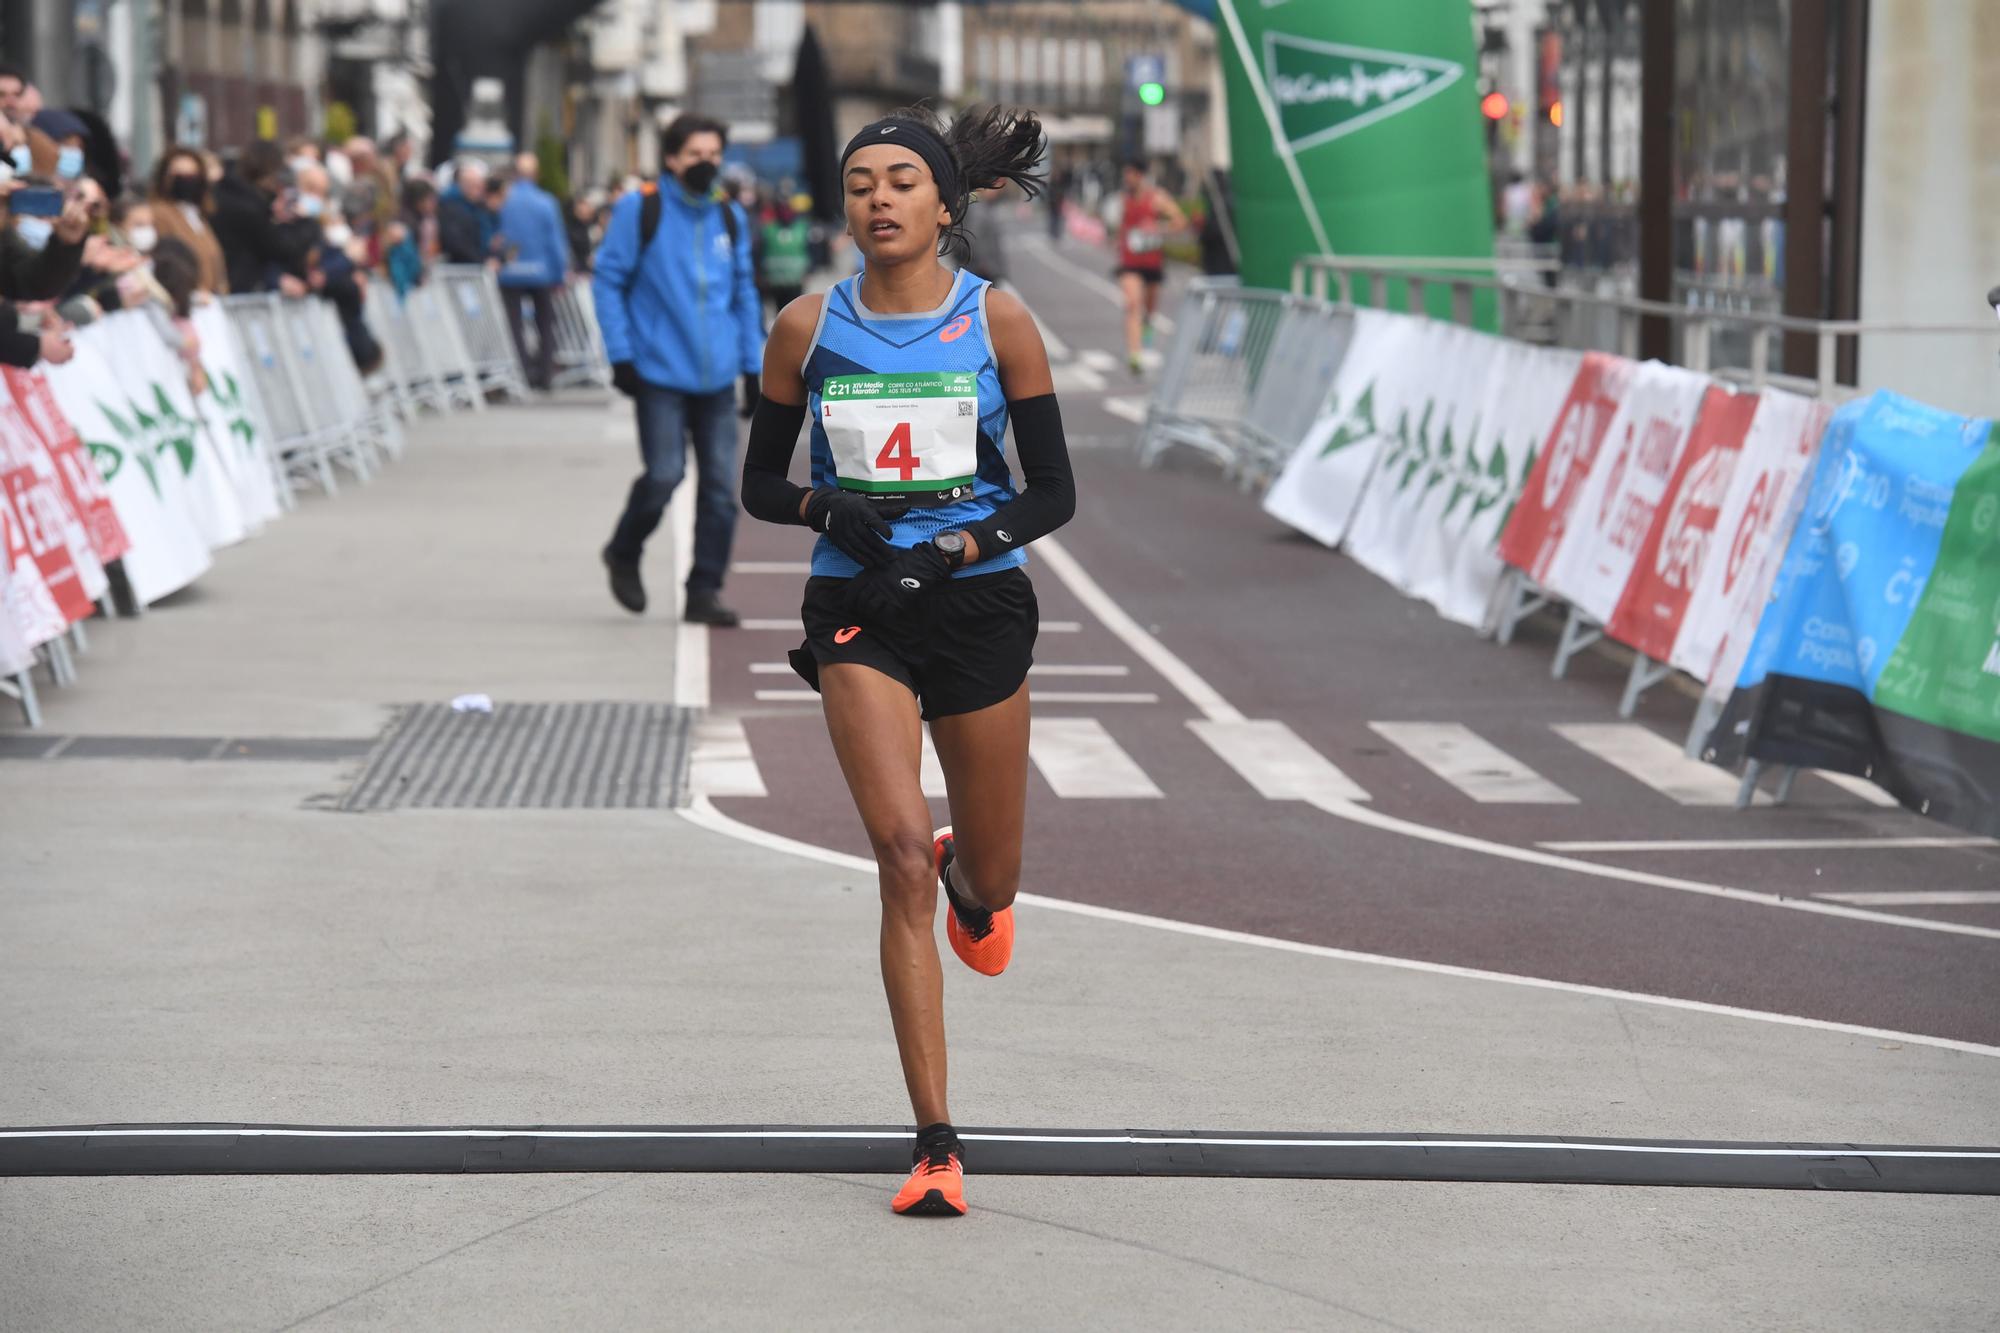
[0,63,631,400]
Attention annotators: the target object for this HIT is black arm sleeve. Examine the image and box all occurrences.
[959,394,1075,561]
[740,394,812,525]
[0,302,37,367]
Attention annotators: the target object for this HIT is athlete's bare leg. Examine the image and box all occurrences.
[1119,271,1146,366]
[820,662,950,1127]
[929,682,1031,913]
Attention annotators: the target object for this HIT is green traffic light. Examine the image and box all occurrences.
[1138,82,1166,106]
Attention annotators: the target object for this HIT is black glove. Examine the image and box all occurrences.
[802,488,908,568]
[611,361,641,399]
[844,542,954,631]
[739,372,759,419]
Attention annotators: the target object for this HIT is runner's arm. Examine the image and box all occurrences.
[953,288,1073,565]
[1155,187,1189,235]
[739,293,822,526]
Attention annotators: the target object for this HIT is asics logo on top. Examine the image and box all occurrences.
[939,314,972,343]
[834,626,862,644]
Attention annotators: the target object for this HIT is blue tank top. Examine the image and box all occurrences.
[801,269,1025,580]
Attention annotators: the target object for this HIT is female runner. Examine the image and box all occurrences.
[739,105,1073,1217]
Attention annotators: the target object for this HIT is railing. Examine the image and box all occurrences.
[1288,256,1999,404]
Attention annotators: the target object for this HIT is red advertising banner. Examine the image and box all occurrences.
[1604,385,1761,662]
[0,403,92,624]
[4,365,130,564]
[1495,352,1633,582]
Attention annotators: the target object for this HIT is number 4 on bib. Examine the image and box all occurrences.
[874,423,920,482]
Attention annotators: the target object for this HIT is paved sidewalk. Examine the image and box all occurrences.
[3,404,1997,1329]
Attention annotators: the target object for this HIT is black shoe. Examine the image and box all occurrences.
[683,589,740,628]
[602,547,646,614]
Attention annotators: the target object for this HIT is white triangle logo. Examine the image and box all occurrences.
[1262,32,1465,154]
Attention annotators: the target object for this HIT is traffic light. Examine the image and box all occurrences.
[1480,91,1510,121]
[1547,99,1564,128]
[1138,80,1166,107]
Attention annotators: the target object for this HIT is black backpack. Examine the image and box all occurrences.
[638,181,738,255]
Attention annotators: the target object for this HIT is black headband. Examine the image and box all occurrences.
[840,118,960,207]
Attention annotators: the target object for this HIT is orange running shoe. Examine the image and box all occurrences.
[933,827,1014,976]
[892,1143,967,1217]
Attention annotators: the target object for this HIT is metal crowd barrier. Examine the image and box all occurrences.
[550,279,612,390]
[1138,279,1351,489]
[436,264,530,401]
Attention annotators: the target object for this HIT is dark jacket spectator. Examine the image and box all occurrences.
[0,300,67,368]
[210,139,311,294]
[436,162,496,264]
[0,219,86,300]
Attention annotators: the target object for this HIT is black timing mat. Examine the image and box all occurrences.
[4,1126,1998,1193]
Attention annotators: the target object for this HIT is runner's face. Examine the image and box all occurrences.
[844,143,949,263]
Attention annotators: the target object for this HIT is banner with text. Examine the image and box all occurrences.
[1495,352,1635,585]
[1704,391,2000,834]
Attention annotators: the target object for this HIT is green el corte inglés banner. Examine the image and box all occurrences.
[1216,0,1496,316]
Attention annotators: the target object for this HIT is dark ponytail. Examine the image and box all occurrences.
[884,102,1045,253]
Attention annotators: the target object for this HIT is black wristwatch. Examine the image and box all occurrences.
[930,530,968,570]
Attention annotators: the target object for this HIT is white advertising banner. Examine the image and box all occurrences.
[190,302,284,530]
[1539,361,1712,625]
[41,334,212,606]
[1345,327,1583,630]
[1261,308,1426,548]
[98,312,250,551]
[1670,389,1832,683]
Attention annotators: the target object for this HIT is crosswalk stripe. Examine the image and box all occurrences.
[1810,769,1902,807]
[1187,718,1370,803]
[1031,691,1159,704]
[731,561,812,574]
[754,690,820,702]
[1030,664,1130,677]
[1369,722,1577,804]
[1029,717,1162,798]
[689,717,766,798]
[1553,723,1761,805]
[1102,397,1147,424]
[741,618,1082,633]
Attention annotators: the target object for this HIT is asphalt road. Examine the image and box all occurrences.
[701,224,2000,1048]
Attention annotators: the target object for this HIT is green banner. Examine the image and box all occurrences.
[1216,0,1496,315]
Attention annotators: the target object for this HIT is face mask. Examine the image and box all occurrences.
[127,224,157,253]
[323,224,353,248]
[14,216,51,250]
[168,174,205,204]
[298,193,324,218]
[55,146,83,180]
[678,161,719,196]
[8,145,28,174]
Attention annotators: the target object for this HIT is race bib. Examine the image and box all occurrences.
[1124,227,1163,254]
[821,372,979,497]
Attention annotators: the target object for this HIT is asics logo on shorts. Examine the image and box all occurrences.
[900,577,923,590]
[938,314,972,343]
[834,626,862,643]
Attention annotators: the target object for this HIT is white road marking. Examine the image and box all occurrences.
[1041,620,1081,633]
[1102,396,1148,424]
[754,690,821,702]
[749,662,795,674]
[1189,718,1371,802]
[1812,769,1903,807]
[1816,890,2000,907]
[731,561,813,574]
[1544,837,1998,853]
[741,618,805,631]
[1080,349,1120,373]
[1030,691,1159,704]
[1027,303,1071,360]
[1029,664,1130,677]
[1037,536,1241,721]
[1051,363,1108,394]
[689,717,767,798]
[1370,722,1577,804]
[1030,717,1163,798]
[1030,543,1999,942]
[680,795,2000,1060]
[1553,723,1759,806]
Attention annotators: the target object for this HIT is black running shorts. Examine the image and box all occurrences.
[790,568,1038,720]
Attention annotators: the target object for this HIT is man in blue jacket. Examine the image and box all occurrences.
[495,151,569,391]
[593,114,762,627]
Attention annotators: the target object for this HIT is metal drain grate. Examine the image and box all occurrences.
[338,703,693,811]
